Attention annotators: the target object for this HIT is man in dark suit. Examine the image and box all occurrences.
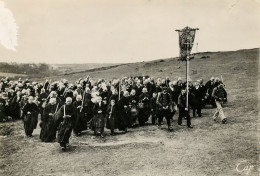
[191,81,205,117]
[178,89,193,128]
[156,86,173,131]
[205,77,216,107]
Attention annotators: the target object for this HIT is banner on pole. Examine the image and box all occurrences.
[176,27,197,61]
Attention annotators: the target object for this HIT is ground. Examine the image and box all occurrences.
[0,48,259,176]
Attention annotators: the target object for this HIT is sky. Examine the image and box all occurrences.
[0,0,259,63]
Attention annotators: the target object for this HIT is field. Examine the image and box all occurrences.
[0,72,27,78]
[51,63,121,75]
[0,48,259,176]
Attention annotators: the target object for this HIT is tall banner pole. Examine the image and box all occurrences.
[118,80,121,101]
[175,26,199,111]
[186,53,189,109]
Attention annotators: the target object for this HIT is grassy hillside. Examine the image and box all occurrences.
[0,72,27,78]
[0,62,61,79]
[51,63,121,74]
[0,48,259,176]
[44,48,258,84]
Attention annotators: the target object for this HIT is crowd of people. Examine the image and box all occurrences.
[0,75,227,151]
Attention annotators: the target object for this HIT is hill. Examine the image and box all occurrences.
[0,48,259,176]
[0,62,61,79]
[43,48,259,83]
[51,63,121,75]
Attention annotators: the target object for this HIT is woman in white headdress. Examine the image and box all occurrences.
[72,95,87,136]
[22,96,39,137]
[91,96,106,137]
[55,97,76,151]
[40,98,58,142]
[91,86,99,99]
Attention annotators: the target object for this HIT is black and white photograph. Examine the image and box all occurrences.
[0,0,259,175]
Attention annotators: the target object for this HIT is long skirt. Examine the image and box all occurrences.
[84,106,93,122]
[0,104,5,122]
[129,107,138,127]
[138,107,150,126]
[118,111,129,131]
[40,117,56,142]
[10,102,20,120]
[24,113,38,136]
[73,111,88,134]
[106,115,118,132]
[57,119,72,147]
[91,114,105,135]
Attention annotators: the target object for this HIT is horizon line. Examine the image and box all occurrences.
[0,47,259,65]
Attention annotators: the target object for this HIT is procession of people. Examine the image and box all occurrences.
[0,75,227,151]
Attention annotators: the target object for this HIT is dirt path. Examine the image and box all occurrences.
[0,49,259,176]
[0,100,258,176]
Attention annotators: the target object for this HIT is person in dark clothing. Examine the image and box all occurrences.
[55,97,76,151]
[44,80,50,91]
[49,91,63,109]
[63,86,74,100]
[106,99,118,135]
[177,77,183,90]
[214,77,221,88]
[160,79,167,88]
[155,81,162,94]
[138,88,150,126]
[91,96,106,137]
[156,87,173,131]
[73,95,87,136]
[205,77,216,107]
[150,92,158,125]
[9,91,22,120]
[133,80,143,98]
[128,89,139,127]
[168,81,179,105]
[212,83,227,123]
[3,91,11,119]
[191,81,205,117]
[40,98,58,142]
[38,88,48,117]
[83,87,94,125]
[197,79,207,107]
[109,88,119,104]
[22,96,39,137]
[0,94,6,122]
[178,89,193,128]
[165,77,171,87]
[117,91,130,133]
[147,79,156,97]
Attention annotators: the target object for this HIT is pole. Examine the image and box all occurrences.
[175,27,199,110]
[118,80,121,101]
[186,50,189,110]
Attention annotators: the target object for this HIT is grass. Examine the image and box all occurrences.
[0,48,259,176]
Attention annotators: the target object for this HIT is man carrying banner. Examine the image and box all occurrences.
[178,89,193,128]
[175,26,198,129]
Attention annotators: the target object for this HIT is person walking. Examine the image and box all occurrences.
[212,83,227,123]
